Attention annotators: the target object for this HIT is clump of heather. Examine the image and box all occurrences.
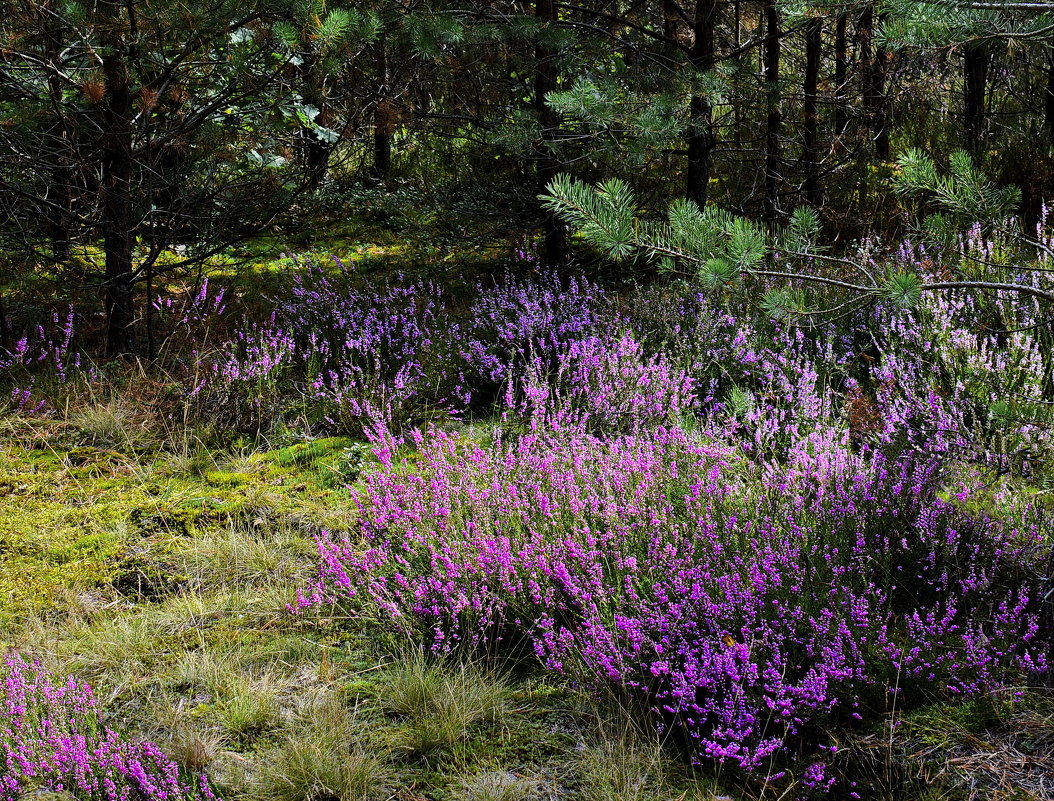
[873,277,1054,471]
[0,305,92,413]
[1,653,214,801]
[298,422,1048,788]
[152,277,229,361]
[189,318,298,432]
[458,272,616,407]
[285,259,455,432]
[187,265,621,434]
[509,331,695,434]
[190,257,461,434]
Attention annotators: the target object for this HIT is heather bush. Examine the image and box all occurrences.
[299,420,1048,789]
[281,258,459,432]
[874,280,1053,473]
[0,305,93,413]
[509,331,695,435]
[457,272,616,409]
[188,258,462,434]
[189,319,299,433]
[0,653,215,801]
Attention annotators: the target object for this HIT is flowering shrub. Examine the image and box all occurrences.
[0,306,92,412]
[509,331,695,434]
[188,257,459,434]
[876,280,1054,472]
[189,318,298,433]
[285,260,454,433]
[298,423,1048,787]
[3,251,1053,795]
[1,653,214,801]
[187,265,623,435]
[458,272,615,407]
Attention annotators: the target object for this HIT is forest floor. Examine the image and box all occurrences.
[3,408,1053,801]
[4,224,1054,799]
[0,413,724,801]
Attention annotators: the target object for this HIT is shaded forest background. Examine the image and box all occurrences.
[4,0,1054,354]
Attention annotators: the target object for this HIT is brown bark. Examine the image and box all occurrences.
[963,41,989,155]
[802,17,822,208]
[374,45,392,178]
[301,51,332,187]
[1046,52,1054,147]
[763,0,781,221]
[834,12,848,139]
[859,7,889,161]
[662,0,680,41]
[686,0,718,206]
[99,0,137,356]
[535,0,566,265]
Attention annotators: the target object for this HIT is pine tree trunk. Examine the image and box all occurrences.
[834,12,848,139]
[662,0,679,41]
[963,41,989,155]
[733,0,742,142]
[373,46,392,178]
[535,0,566,265]
[859,7,889,161]
[1046,53,1054,147]
[301,51,331,187]
[802,17,822,208]
[99,0,137,356]
[44,11,72,261]
[764,0,781,221]
[0,293,9,352]
[686,0,717,206]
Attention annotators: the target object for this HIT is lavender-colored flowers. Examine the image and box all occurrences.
[4,250,1052,794]
[285,260,1052,790]
[1,654,214,801]
[0,306,90,413]
[298,422,1047,783]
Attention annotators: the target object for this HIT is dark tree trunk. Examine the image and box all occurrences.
[373,45,392,178]
[834,12,848,139]
[873,44,890,160]
[535,0,566,265]
[859,7,889,161]
[43,11,72,261]
[686,0,718,206]
[662,0,680,41]
[963,41,989,155]
[763,0,781,221]
[0,293,9,352]
[802,17,822,208]
[1046,52,1054,147]
[301,51,331,187]
[99,0,136,356]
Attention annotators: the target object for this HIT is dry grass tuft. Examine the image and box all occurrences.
[379,652,509,757]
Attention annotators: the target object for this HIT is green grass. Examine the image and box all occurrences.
[3,409,1047,801]
[0,415,702,799]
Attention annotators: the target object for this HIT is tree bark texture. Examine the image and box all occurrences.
[763,0,781,220]
[834,12,848,139]
[859,7,889,161]
[99,0,137,356]
[963,41,989,155]
[535,0,566,265]
[802,17,822,208]
[686,0,718,206]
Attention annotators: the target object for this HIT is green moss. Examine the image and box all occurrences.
[266,436,357,468]
[204,470,252,487]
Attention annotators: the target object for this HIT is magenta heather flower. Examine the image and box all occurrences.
[0,654,215,801]
[298,422,1049,786]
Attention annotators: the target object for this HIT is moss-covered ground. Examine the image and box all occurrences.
[0,414,727,801]
[3,408,1051,801]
